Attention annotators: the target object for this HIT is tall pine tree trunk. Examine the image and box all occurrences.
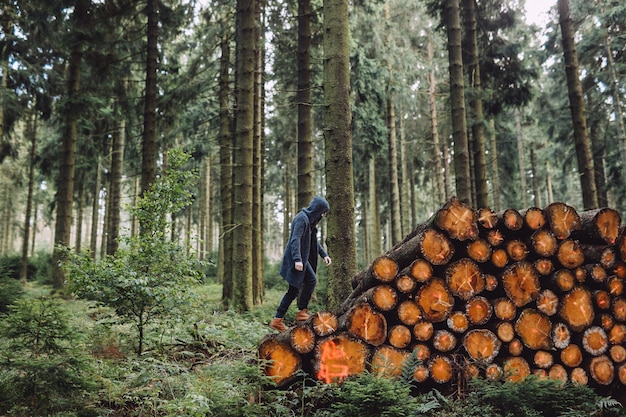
[488,117,501,211]
[462,0,487,208]
[515,107,528,207]
[232,0,256,311]
[443,0,471,204]
[368,157,382,259]
[141,0,158,197]
[557,0,598,209]
[297,0,314,209]
[218,31,234,305]
[20,111,37,283]
[51,0,89,289]
[90,159,101,259]
[106,114,125,255]
[427,34,445,204]
[324,0,358,310]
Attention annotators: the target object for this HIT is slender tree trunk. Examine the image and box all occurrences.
[427,34,445,204]
[324,0,358,310]
[443,0,471,204]
[488,117,501,211]
[20,111,37,283]
[462,0,487,208]
[603,27,626,177]
[218,32,234,304]
[253,0,265,305]
[582,76,608,207]
[100,175,109,260]
[369,157,382,259]
[400,115,411,235]
[557,0,598,209]
[90,159,101,259]
[52,0,88,289]
[232,0,256,311]
[131,176,139,238]
[515,107,528,207]
[106,115,125,255]
[297,0,314,209]
[199,158,207,260]
[530,147,541,208]
[141,0,158,198]
[75,178,84,252]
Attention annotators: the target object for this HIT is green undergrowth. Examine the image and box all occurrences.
[0,282,624,416]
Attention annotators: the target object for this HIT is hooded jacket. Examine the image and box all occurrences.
[279,196,330,288]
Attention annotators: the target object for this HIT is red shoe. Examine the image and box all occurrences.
[296,309,310,323]
[269,317,287,332]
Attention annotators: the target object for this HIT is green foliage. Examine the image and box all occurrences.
[0,297,97,415]
[63,149,204,354]
[0,276,23,312]
[0,255,36,280]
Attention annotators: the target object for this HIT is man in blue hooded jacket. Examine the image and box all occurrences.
[270,196,332,332]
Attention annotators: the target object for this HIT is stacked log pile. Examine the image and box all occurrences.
[259,197,626,397]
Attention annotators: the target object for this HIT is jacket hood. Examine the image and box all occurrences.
[302,196,330,224]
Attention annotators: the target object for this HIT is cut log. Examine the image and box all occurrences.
[561,344,583,367]
[613,297,626,322]
[371,345,410,378]
[506,240,529,262]
[413,321,434,341]
[616,262,626,279]
[397,300,422,326]
[496,321,515,342]
[499,208,524,234]
[600,314,614,331]
[536,289,559,316]
[619,229,626,262]
[433,329,457,352]
[559,287,595,332]
[485,274,498,291]
[503,356,530,382]
[341,302,387,346]
[548,364,568,382]
[534,258,555,276]
[314,333,371,384]
[582,326,609,356]
[373,256,400,282]
[466,296,492,325]
[571,367,589,385]
[388,324,412,349]
[508,338,523,356]
[594,290,611,310]
[620,364,626,386]
[529,229,558,257]
[429,355,454,383]
[534,350,554,369]
[553,269,576,292]
[609,345,626,363]
[608,277,623,297]
[445,258,485,300]
[494,297,516,320]
[416,278,454,322]
[348,256,398,298]
[289,324,316,354]
[589,355,614,385]
[544,202,582,240]
[515,308,552,350]
[408,258,433,283]
[412,343,431,361]
[478,207,498,229]
[552,322,571,349]
[447,311,469,333]
[312,311,339,337]
[608,323,626,344]
[435,196,478,241]
[487,229,505,247]
[521,207,546,231]
[557,239,585,269]
[572,207,622,245]
[491,248,509,269]
[582,245,616,269]
[463,329,501,363]
[502,261,540,307]
[420,228,455,265]
[412,363,430,383]
[395,274,417,294]
[364,285,398,312]
[258,334,302,386]
[485,363,503,380]
[466,239,492,263]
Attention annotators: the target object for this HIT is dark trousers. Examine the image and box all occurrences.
[275,263,317,318]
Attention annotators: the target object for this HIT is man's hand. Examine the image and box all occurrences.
[324,256,332,266]
[295,262,304,271]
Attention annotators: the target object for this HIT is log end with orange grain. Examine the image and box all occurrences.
[341,302,387,347]
[312,311,339,337]
[573,207,622,245]
[559,287,595,332]
[515,308,552,351]
[420,228,455,265]
[435,196,478,241]
[544,202,582,240]
[446,258,485,301]
[258,334,302,386]
[463,329,501,363]
[371,345,410,378]
[397,300,422,326]
[502,261,541,307]
[416,278,454,322]
[314,333,371,384]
